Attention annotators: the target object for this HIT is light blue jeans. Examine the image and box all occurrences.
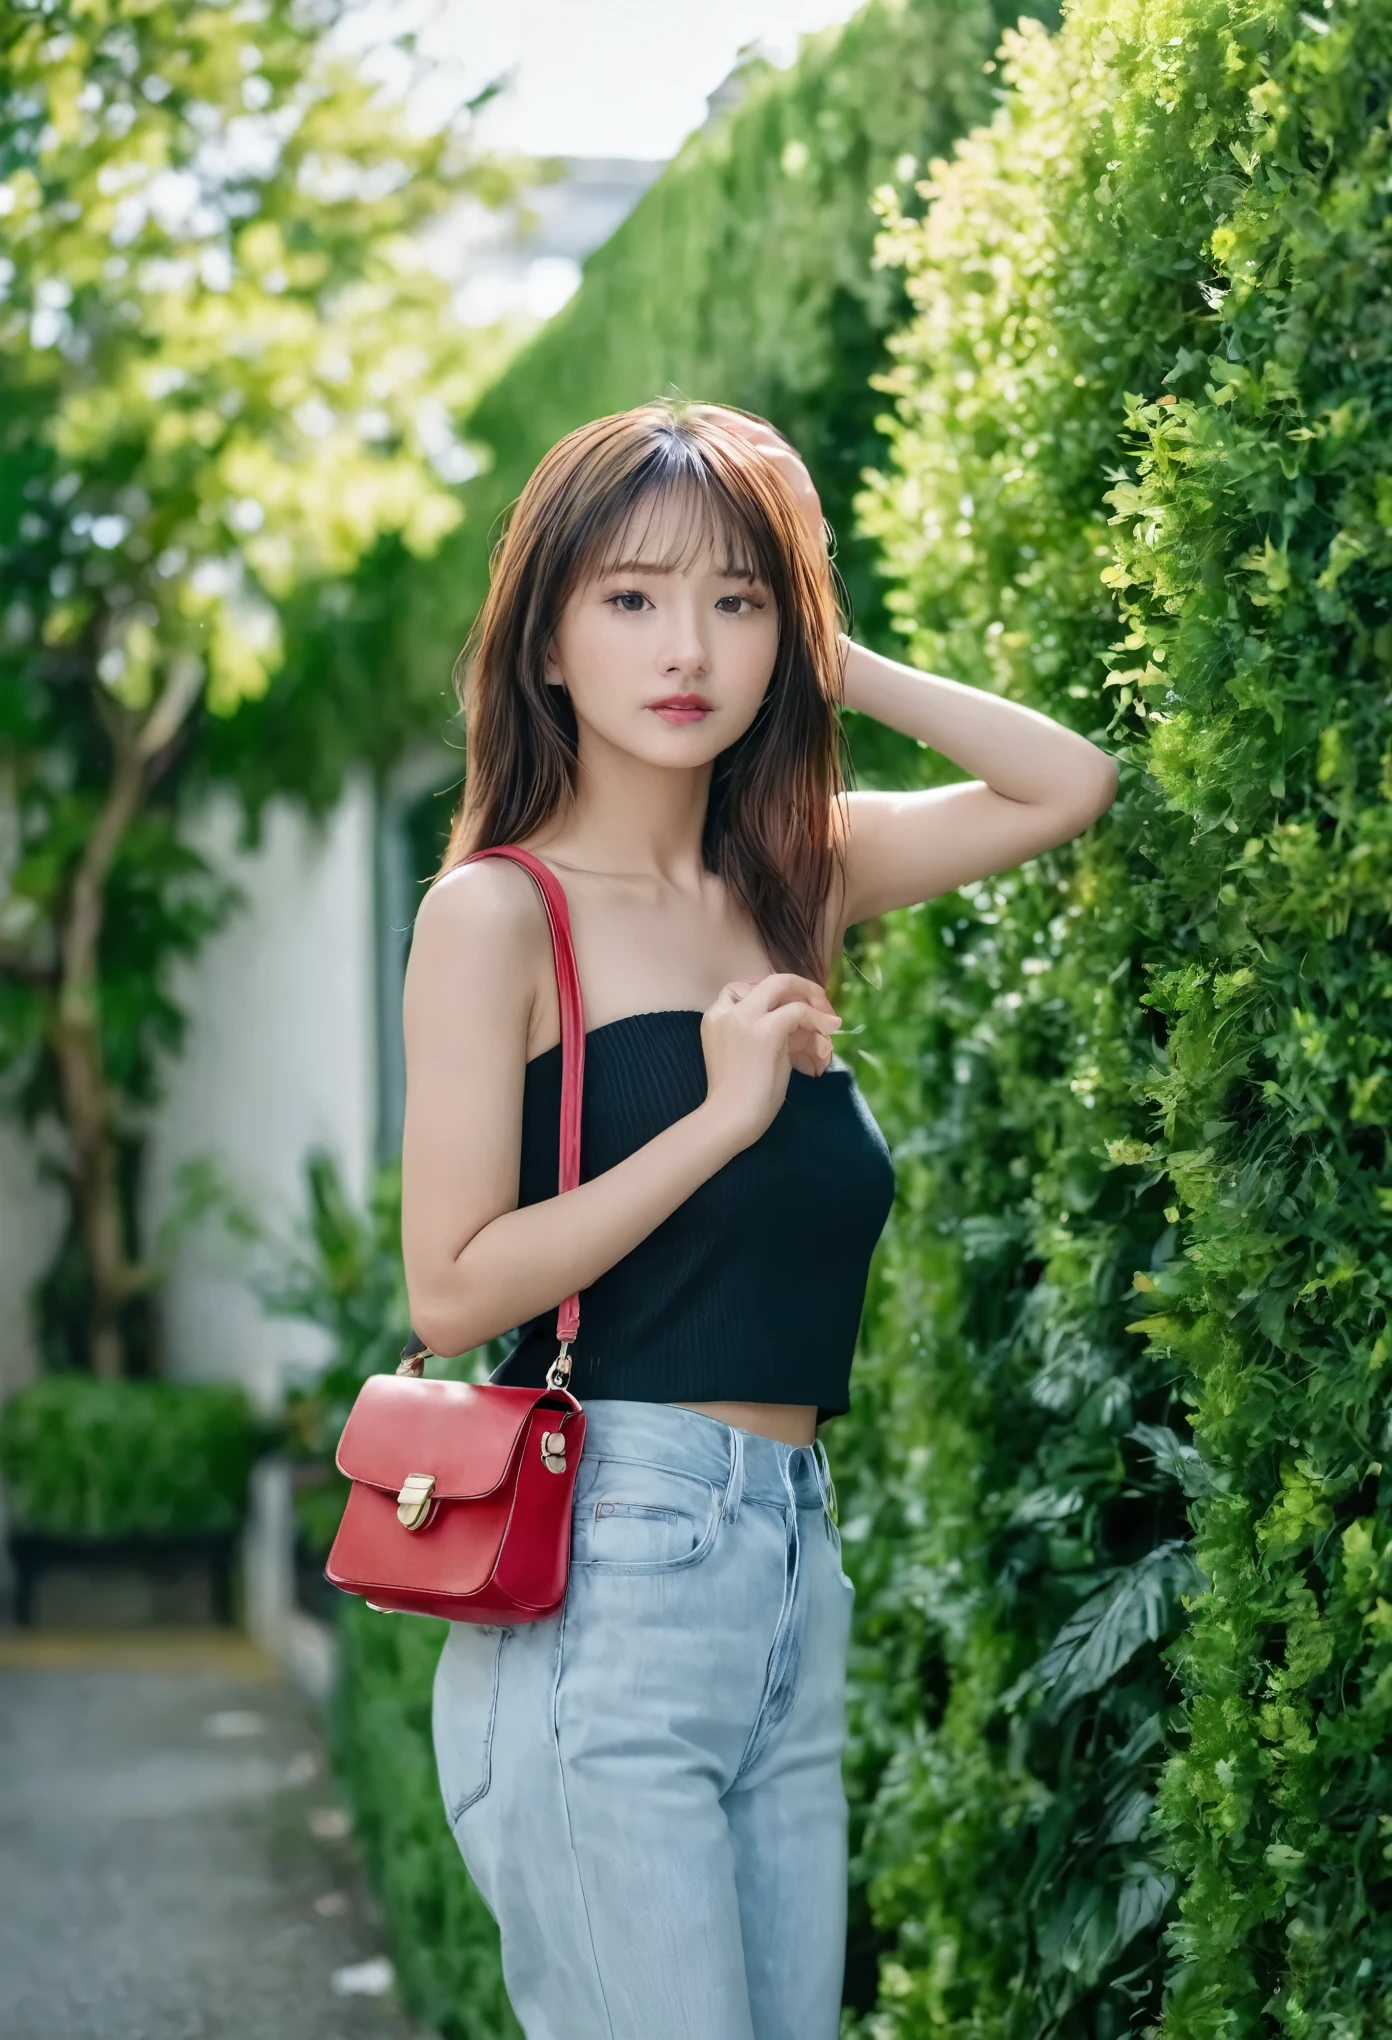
[432,1399,855,2040]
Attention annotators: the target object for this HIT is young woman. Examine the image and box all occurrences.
[402,402,1116,2040]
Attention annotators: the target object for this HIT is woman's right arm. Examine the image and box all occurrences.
[400,861,837,1358]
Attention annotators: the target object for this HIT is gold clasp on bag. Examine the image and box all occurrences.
[541,1430,567,1475]
[396,1472,436,1530]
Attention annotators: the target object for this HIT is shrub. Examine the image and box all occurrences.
[261,1150,415,1469]
[0,1376,263,1536]
[832,0,1392,2033]
[832,15,1201,2028]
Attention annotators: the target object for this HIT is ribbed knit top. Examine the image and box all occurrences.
[496,1009,895,1422]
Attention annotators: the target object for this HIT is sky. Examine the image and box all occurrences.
[339,0,868,161]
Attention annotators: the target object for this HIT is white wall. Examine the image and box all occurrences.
[142,774,378,1410]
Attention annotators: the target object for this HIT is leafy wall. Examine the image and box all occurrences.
[836,0,1392,2032]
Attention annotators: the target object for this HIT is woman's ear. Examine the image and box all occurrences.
[543,639,565,688]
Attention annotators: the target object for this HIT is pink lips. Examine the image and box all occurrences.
[649,693,713,725]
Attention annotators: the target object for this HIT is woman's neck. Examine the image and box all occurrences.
[533,738,713,883]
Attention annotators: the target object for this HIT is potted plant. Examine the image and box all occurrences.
[0,1377,265,1624]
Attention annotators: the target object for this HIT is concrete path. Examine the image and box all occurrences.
[0,1631,424,2040]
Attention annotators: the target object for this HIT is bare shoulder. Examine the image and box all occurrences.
[412,857,549,965]
[406,858,551,1024]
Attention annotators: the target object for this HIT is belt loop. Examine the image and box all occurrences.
[722,1424,744,1525]
[812,1437,839,1528]
[779,1445,798,1518]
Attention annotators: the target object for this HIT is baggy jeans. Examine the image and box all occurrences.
[431,1399,855,2040]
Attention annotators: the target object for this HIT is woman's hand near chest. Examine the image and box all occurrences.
[401,858,838,1360]
[531,859,840,1141]
[699,974,838,1146]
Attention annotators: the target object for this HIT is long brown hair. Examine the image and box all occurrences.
[440,401,847,978]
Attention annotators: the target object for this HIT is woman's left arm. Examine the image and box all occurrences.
[838,636,1118,927]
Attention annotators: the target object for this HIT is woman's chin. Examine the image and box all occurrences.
[602,725,735,770]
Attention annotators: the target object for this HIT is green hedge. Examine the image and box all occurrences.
[831,0,1392,2033]
[833,11,1201,2029]
[1099,2,1392,2024]
[0,1377,262,1536]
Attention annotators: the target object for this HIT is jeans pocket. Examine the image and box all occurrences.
[432,1621,507,1825]
[571,1458,720,1572]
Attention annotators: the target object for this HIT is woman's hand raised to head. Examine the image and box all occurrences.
[693,406,828,555]
[699,973,839,1152]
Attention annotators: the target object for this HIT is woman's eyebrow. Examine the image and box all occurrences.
[600,558,761,580]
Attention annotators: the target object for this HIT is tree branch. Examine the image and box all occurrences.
[135,654,206,768]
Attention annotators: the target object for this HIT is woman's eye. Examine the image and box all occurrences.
[715,594,756,614]
[607,590,648,613]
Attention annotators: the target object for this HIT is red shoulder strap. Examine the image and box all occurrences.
[465,846,585,1351]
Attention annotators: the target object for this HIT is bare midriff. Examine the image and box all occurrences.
[669,1400,818,1447]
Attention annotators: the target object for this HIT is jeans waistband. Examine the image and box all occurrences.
[577,1399,836,1520]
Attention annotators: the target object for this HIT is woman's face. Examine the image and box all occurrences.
[545,489,780,770]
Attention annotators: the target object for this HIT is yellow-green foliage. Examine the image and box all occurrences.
[837,0,1392,2033]
[0,0,498,718]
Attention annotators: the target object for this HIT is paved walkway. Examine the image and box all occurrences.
[0,1632,423,2040]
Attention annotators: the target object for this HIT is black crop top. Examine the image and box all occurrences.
[495,1009,895,1422]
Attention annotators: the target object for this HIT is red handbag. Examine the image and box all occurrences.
[325,845,588,1623]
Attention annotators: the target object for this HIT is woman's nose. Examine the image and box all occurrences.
[660,615,710,677]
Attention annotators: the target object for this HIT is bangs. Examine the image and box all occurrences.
[568,437,773,593]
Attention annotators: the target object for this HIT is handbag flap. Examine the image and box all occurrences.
[335,1374,570,1501]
